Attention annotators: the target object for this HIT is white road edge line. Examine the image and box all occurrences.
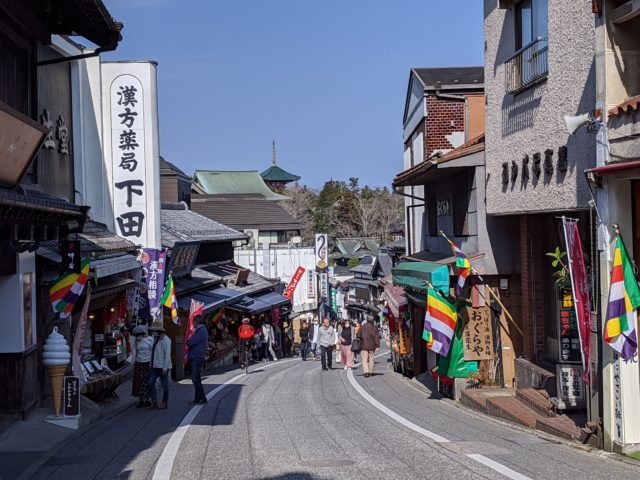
[346,356,532,480]
[152,359,296,480]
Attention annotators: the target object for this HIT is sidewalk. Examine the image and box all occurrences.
[0,381,137,480]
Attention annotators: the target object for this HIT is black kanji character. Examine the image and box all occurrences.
[118,107,138,128]
[115,179,144,207]
[119,129,139,151]
[117,85,138,107]
[119,152,138,172]
[116,212,144,238]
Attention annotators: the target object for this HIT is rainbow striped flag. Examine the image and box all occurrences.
[445,237,471,296]
[604,235,640,360]
[160,275,180,325]
[211,308,226,329]
[423,287,457,356]
[49,258,91,317]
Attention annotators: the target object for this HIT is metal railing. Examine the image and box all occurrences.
[505,37,548,94]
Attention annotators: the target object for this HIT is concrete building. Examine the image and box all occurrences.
[484,0,598,437]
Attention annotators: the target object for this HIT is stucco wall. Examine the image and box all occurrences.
[484,0,596,215]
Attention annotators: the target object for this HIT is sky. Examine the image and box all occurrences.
[104,0,483,189]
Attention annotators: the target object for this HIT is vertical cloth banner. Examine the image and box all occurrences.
[283,266,305,299]
[183,299,204,366]
[71,285,92,385]
[423,287,458,356]
[562,217,592,384]
[141,248,166,321]
[160,274,179,325]
[50,258,91,318]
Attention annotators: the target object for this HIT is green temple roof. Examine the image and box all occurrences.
[193,170,288,201]
[260,164,300,183]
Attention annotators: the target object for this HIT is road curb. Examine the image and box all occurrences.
[385,365,640,470]
[16,399,136,480]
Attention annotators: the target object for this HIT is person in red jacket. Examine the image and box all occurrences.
[238,318,255,369]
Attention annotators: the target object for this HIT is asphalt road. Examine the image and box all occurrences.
[30,353,640,480]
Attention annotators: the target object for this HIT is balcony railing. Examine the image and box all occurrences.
[505,37,548,94]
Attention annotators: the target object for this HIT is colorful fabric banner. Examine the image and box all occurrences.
[605,234,640,360]
[423,287,458,356]
[562,218,592,384]
[183,299,204,366]
[141,248,166,321]
[444,237,471,296]
[50,258,91,318]
[284,266,305,299]
[211,308,225,330]
[71,285,91,385]
[160,274,179,325]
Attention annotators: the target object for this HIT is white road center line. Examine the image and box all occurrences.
[346,360,532,480]
[152,359,296,480]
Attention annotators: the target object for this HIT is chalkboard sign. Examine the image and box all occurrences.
[558,288,581,363]
[63,376,80,416]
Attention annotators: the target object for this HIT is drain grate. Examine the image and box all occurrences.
[300,459,356,468]
[437,441,511,455]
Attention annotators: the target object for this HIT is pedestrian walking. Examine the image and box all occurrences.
[339,319,355,370]
[318,317,336,371]
[357,314,380,378]
[310,318,320,359]
[147,320,172,410]
[261,321,278,361]
[187,314,208,405]
[299,320,311,361]
[131,325,153,408]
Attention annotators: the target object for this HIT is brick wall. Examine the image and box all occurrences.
[425,95,465,158]
[520,215,546,361]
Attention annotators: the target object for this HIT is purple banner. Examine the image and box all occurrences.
[141,248,166,321]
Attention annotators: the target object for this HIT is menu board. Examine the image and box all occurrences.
[462,306,494,361]
[557,364,584,408]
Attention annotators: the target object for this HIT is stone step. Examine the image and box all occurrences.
[516,388,555,418]
[460,388,488,412]
[536,416,582,440]
[485,395,543,429]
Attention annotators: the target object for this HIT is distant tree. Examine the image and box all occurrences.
[347,256,360,269]
[282,183,317,244]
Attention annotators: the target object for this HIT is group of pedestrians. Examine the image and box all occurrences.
[300,314,380,376]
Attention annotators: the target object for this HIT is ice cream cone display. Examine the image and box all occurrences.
[42,327,71,417]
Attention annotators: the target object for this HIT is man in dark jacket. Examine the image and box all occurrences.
[187,315,209,404]
[357,315,380,378]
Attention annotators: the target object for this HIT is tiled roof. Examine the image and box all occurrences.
[0,185,85,215]
[174,267,223,295]
[190,196,302,232]
[378,253,393,277]
[161,202,247,248]
[39,220,136,255]
[193,170,288,201]
[413,67,484,89]
[160,157,190,180]
[261,164,300,182]
[393,133,484,187]
[608,95,640,118]
[331,238,380,259]
[200,261,277,295]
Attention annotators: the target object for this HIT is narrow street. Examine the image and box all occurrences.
[31,354,640,480]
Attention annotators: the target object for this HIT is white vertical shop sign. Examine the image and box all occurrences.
[110,75,149,244]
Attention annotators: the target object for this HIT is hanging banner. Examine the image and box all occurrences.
[284,266,305,299]
[558,287,581,363]
[562,217,591,384]
[315,234,328,271]
[141,248,166,321]
[183,299,204,366]
[71,285,91,385]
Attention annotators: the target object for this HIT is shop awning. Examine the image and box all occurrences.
[177,286,246,314]
[392,261,449,294]
[254,291,291,308]
[585,160,640,177]
[383,283,407,317]
[91,254,140,278]
[91,277,136,299]
[229,296,273,314]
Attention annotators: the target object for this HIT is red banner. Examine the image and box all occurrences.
[283,266,305,299]
[183,299,204,366]
[563,218,591,384]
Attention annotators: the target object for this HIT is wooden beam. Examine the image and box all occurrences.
[612,0,640,24]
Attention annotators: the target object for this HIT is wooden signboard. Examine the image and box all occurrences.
[63,376,80,416]
[462,306,494,361]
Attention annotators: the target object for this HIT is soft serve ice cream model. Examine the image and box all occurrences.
[42,327,71,417]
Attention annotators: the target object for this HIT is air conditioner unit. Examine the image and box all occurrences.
[243,229,259,249]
